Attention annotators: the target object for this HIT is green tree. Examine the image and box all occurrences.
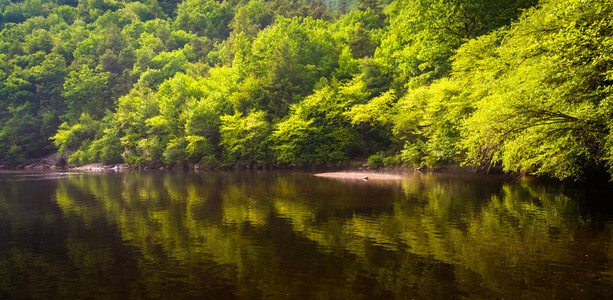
[62,65,111,120]
[0,104,44,164]
[462,0,613,179]
[174,0,232,40]
[50,113,103,164]
[229,0,272,40]
[272,79,365,165]
[357,0,382,15]
[220,110,270,164]
[377,0,537,87]
[249,16,340,117]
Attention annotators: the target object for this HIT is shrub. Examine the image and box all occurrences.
[367,154,384,168]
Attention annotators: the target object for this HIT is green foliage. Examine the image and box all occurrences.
[185,135,215,165]
[4,0,613,181]
[183,67,235,137]
[220,110,270,164]
[345,89,394,126]
[50,113,107,165]
[95,127,122,164]
[334,46,360,80]
[378,0,537,87]
[271,80,365,165]
[271,114,320,165]
[399,142,423,167]
[229,0,272,40]
[461,0,613,179]
[248,16,341,117]
[163,137,188,166]
[174,0,232,40]
[393,78,468,167]
[0,103,46,164]
[367,154,383,167]
[62,65,111,120]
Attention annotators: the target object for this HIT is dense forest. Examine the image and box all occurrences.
[0,0,611,180]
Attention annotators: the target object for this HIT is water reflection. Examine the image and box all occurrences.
[0,171,612,298]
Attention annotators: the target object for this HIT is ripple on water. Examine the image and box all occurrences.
[0,171,83,182]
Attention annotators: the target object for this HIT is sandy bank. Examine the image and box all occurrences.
[314,172,402,180]
[74,163,130,171]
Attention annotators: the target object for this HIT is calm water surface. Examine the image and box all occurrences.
[1,171,613,299]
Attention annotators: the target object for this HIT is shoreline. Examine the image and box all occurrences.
[314,172,403,180]
[4,164,612,185]
[0,152,503,175]
[1,161,489,173]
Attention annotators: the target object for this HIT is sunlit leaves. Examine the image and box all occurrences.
[271,114,319,165]
[345,89,395,126]
[51,113,102,155]
[61,65,111,120]
[271,80,368,165]
[220,110,270,163]
[377,0,537,88]
[461,0,613,179]
[393,78,467,167]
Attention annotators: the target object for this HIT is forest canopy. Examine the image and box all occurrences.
[1,0,612,180]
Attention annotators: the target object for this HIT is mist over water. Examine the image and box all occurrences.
[1,171,612,299]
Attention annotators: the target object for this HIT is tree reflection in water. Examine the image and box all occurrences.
[0,171,612,299]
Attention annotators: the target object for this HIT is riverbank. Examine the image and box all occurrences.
[314,172,403,180]
[0,152,499,175]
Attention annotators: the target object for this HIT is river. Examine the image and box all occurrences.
[1,170,612,299]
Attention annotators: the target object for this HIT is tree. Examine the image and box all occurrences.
[62,65,111,120]
[51,113,102,159]
[249,16,340,117]
[462,0,613,179]
[0,103,44,164]
[174,0,232,40]
[377,0,537,87]
[220,110,270,164]
[271,80,365,165]
[229,0,272,40]
[392,79,467,167]
[357,0,382,15]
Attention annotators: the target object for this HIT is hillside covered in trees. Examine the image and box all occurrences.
[0,0,612,180]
